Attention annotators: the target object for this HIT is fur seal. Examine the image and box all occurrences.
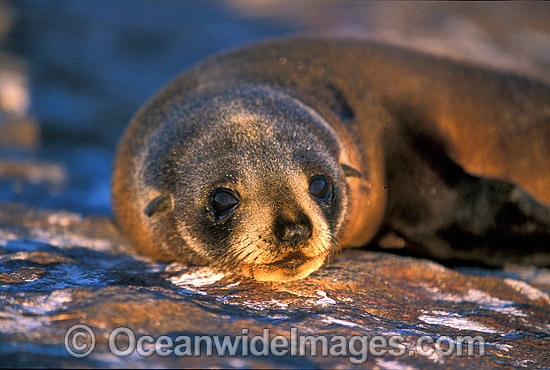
[112,36,550,282]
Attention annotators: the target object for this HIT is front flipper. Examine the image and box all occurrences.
[438,177,550,266]
[378,120,550,267]
[385,174,550,266]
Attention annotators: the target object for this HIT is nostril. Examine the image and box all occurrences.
[274,213,313,248]
[281,224,311,247]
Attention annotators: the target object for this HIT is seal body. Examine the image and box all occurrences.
[112,37,550,281]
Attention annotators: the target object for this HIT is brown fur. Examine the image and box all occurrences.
[112,36,550,281]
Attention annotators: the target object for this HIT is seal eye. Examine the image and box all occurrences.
[309,176,331,202]
[210,188,240,218]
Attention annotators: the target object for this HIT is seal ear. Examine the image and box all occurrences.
[144,193,172,217]
[341,163,362,178]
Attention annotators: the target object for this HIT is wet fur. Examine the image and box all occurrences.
[112,36,550,281]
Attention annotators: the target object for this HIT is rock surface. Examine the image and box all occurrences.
[1,203,549,368]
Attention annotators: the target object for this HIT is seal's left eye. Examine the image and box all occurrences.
[309,176,331,202]
[210,188,240,218]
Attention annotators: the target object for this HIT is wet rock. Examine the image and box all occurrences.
[0,266,46,284]
[0,116,39,149]
[0,160,66,187]
[1,203,548,368]
[0,49,36,150]
[0,54,30,118]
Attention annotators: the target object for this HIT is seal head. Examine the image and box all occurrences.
[133,86,358,281]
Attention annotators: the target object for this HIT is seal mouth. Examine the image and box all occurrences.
[248,252,327,282]
[266,252,310,269]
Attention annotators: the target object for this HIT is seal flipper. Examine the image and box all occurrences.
[380,116,550,267]
[435,176,550,266]
[382,164,550,266]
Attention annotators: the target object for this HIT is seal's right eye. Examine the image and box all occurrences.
[309,175,332,203]
[209,188,240,219]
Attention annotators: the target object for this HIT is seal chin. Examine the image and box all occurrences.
[243,253,327,282]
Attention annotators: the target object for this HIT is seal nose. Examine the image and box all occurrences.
[274,214,312,248]
[282,224,311,247]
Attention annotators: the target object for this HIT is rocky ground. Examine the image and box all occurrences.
[0,1,549,368]
[1,204,549,368]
